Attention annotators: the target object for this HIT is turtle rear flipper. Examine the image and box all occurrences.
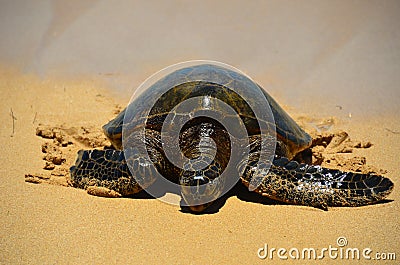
[242,158,394,210]
[70,149,156,196]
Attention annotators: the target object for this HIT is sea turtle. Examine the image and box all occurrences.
[70,63,393,212]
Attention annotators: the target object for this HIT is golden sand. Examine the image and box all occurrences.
[1,68,398,264]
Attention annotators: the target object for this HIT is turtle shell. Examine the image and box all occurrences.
[103,64,311,157]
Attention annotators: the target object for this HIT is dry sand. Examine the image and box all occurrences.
[1,1,400,264]
[1,67,398,264]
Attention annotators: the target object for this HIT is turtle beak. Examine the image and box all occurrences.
[180,173,224,212]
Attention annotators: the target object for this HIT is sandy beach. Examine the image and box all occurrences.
[0,66,398,264]
[1,1,399,264]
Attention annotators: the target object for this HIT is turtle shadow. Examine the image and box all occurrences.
[371,199,393,205]
[179,182,287,215]
[127,181,393,214]
[123,179,278,214]
[126,189,163,199]
[126,183,229,214]
[125,178,180,199]
[234,183,288,206]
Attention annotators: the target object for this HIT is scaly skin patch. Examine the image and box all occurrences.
[238,136,394,210]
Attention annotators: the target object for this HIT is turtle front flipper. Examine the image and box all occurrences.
[70,149,157,197]
[240,158,394,210]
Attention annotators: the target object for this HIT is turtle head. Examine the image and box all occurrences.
[179,160,225,212]
[177,119,231,212]
[102,108,125,149]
